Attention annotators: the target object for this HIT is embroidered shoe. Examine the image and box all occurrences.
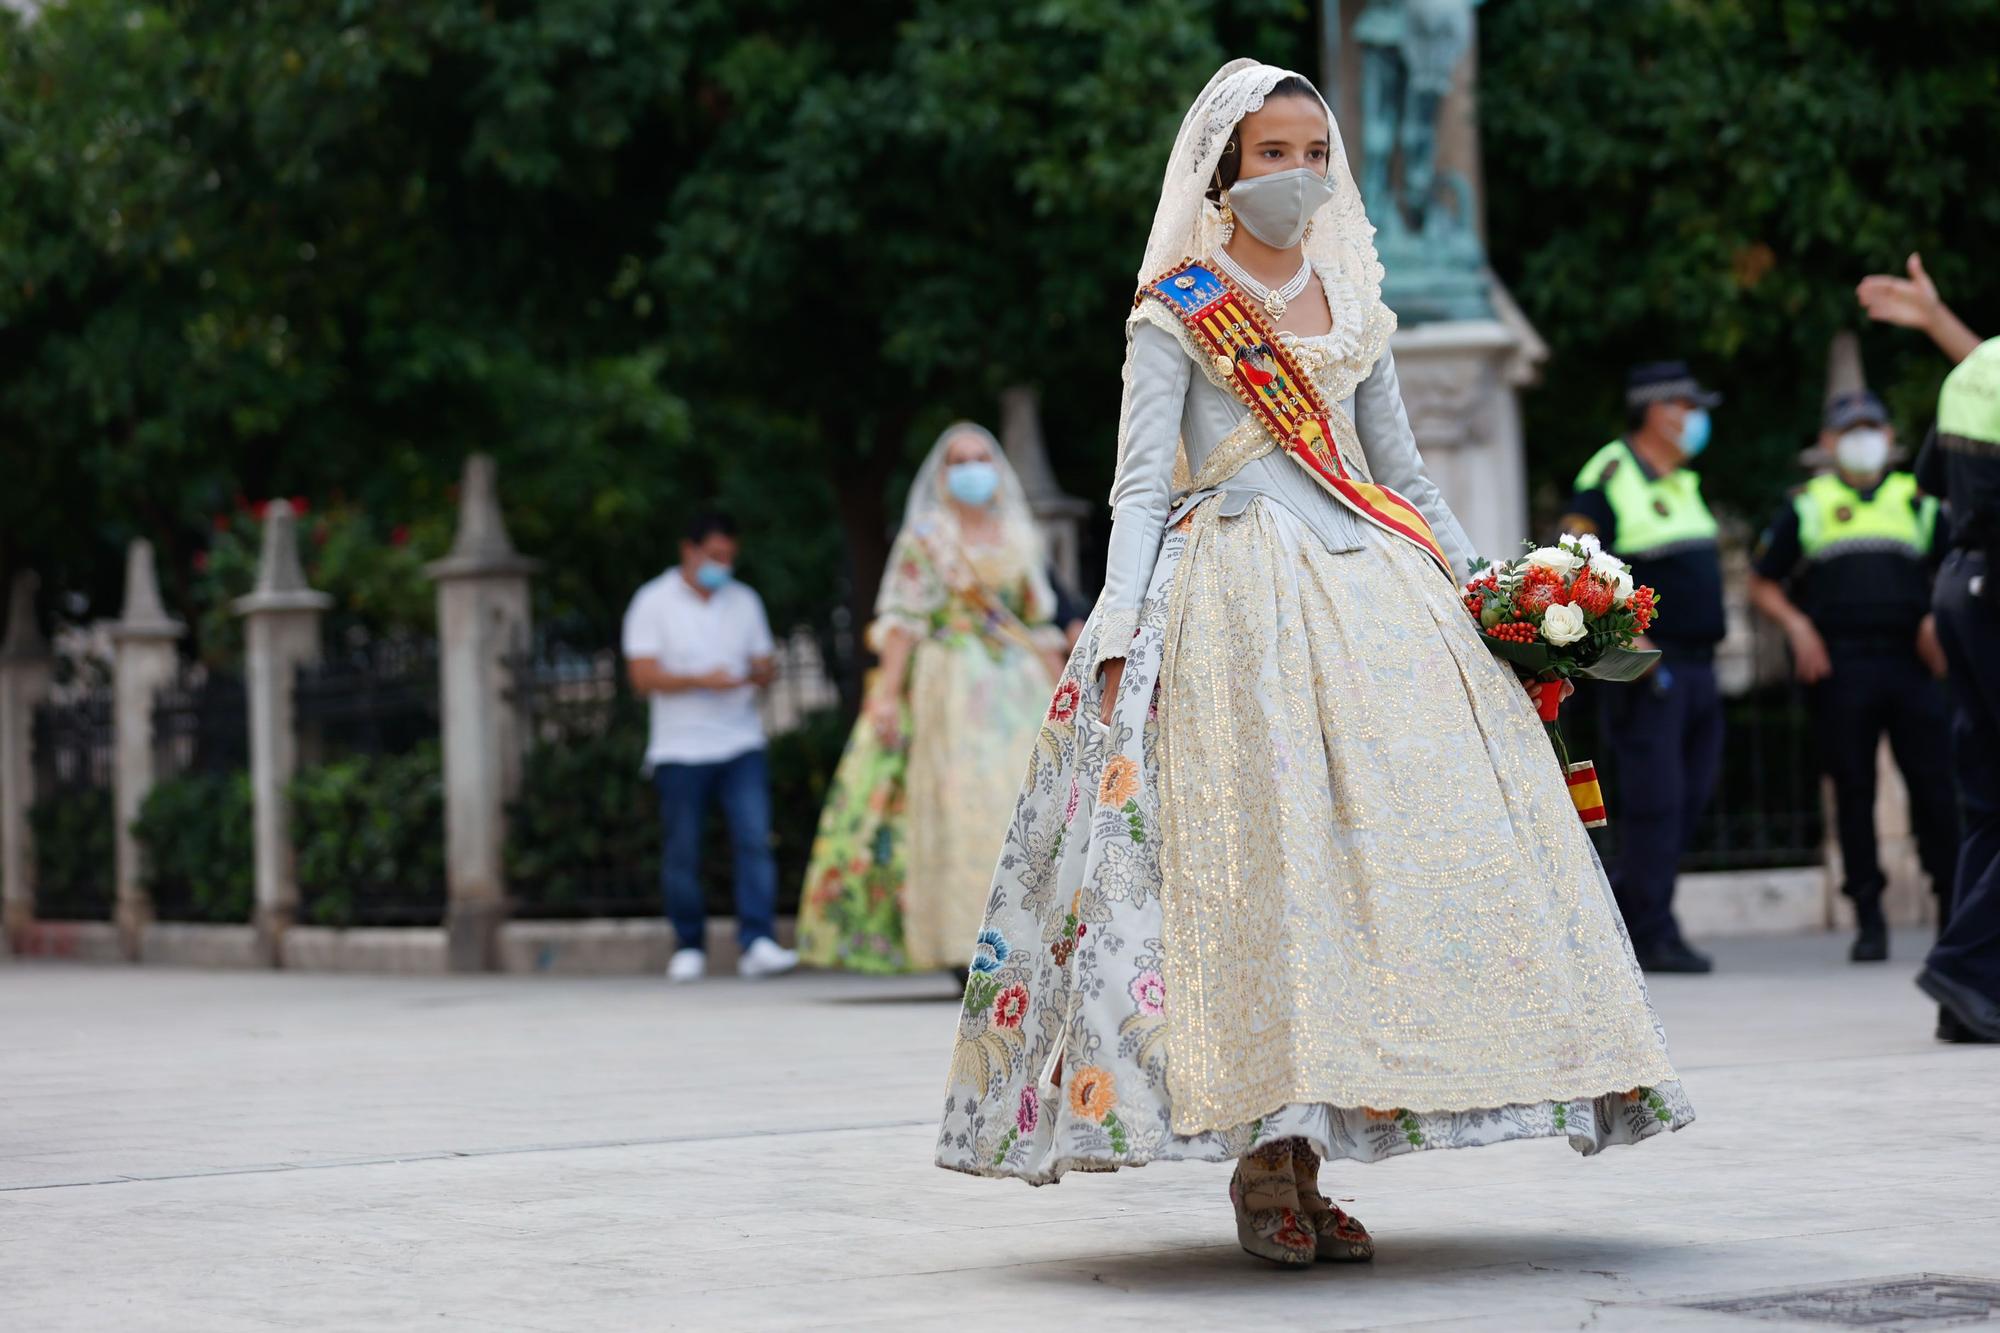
[1291,1140,1375,1263]
[1228,1149,1315,1268]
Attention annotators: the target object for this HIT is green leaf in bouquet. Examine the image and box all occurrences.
[1482,637,1556,674]
[1578,645,1661,683]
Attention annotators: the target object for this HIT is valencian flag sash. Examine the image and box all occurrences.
[1141,259,1452,580]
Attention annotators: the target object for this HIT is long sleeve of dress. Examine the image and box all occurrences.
[867,529,945,654]
[1095,319,1191,666]
[1353,347,1476,582]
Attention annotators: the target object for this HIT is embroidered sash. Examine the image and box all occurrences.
[1140,260,1452,579]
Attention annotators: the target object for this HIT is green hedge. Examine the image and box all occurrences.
[292,745,446,926]
[28,789,112,920]
[134,770,254,922]
[507,707,850,918]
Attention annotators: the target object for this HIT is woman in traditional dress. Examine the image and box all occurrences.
[798,423,1064,974]
[936,61,1693,1266]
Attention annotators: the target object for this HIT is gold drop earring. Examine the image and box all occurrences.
[1219,193,1236,246]
[1302,218,1314,245]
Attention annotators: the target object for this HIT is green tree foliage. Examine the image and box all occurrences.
[0,0,1311,649]
[1481,0,2000,519]
[0,0,698,638]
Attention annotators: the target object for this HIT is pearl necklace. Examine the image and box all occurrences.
[1212,248,1312,322]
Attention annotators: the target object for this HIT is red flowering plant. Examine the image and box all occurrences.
[1463,534,1660,821]
[191,498,442,665]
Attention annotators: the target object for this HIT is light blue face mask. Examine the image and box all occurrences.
[1679,408,1712,458]
[694,561,732,592]
[946,461,1000,507]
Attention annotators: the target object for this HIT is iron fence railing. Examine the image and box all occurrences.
[503,632,849,920]
[295,637,439,759]
[1573,616,1825,873]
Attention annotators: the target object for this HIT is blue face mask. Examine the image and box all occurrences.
[946,461,1000,507]
[693,561,732,592]
[1679,408,1712,458]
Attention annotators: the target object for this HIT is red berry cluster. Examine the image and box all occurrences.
[1485,621,1538,643]
[1463,592,1485,618]
[1628,585,1658,633]
[1513,565,1569,616]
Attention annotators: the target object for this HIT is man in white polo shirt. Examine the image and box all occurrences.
[622,511,797,983]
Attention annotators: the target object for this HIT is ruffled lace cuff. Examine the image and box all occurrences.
[1090,609,1140,669]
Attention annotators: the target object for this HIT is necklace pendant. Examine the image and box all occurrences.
[1264,291,1287,321]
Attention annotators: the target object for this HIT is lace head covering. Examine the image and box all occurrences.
[1135,59,1385,353]
[1114,60,1393,488]
[887,421,1054,613]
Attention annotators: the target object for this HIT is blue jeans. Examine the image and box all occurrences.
[653,748,778,953]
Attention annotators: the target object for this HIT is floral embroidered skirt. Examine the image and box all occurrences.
[936,497,1693,1185]
[800,636,1053,973]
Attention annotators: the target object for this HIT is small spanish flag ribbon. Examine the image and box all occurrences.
[1567,760,1608,829]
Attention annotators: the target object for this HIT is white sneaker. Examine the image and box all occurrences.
[667,948,707,983]
[737,937,798,979]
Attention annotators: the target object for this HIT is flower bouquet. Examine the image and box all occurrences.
[1462,533,1661,826]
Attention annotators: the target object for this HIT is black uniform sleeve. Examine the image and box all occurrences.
[1915,428,1947,498]
[1752,502,1804,580]
[1557,488,1618,549]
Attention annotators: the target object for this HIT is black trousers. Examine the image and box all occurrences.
[1601,657,1724,953]
[1809,648,1958,910]
[1928,551,2000,1001]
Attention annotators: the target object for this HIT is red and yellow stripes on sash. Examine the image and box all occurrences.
[1140,260,1452,580]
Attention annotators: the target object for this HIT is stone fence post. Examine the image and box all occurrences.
[234,502,330,961]
[1,572,53,947]
[428,456,538,972]
[110,540,185,957]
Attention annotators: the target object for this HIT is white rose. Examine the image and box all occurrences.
[1527,546,1584,576]
[1574,532,1602,557]
[1541,602,1588,646]
[1587,551,1635,604]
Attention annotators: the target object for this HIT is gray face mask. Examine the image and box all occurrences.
[1227,167,1339,249]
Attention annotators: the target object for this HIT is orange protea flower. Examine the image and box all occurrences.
[1570,573,1615,618]
[1513,565,1568,616]
[1067,1065,1118,1122]
[1098,754,1140,807]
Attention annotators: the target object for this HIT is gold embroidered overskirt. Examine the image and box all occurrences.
[936,498,1691,1185]
[1156,500,1678,1132]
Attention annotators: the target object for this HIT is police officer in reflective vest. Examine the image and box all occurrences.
[1748,391,1955,964]
[1561,361,1727,974]
[1914,337,2000,1042]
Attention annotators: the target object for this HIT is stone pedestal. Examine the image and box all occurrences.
[427,456,538,973]
[1323,2,1547,565]
[234,502,331,963]
[0,572,53,946]
[109,541,185,958]
[1390,290,1545,563]
[1000,386,1091,597]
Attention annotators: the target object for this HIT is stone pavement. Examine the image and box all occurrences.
[3,931,1997,1332]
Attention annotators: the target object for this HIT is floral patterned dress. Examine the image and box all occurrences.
[937,316,1693,1185]
[798,524,1057,973]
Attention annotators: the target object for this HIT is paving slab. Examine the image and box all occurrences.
[2,930,1997,1331]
